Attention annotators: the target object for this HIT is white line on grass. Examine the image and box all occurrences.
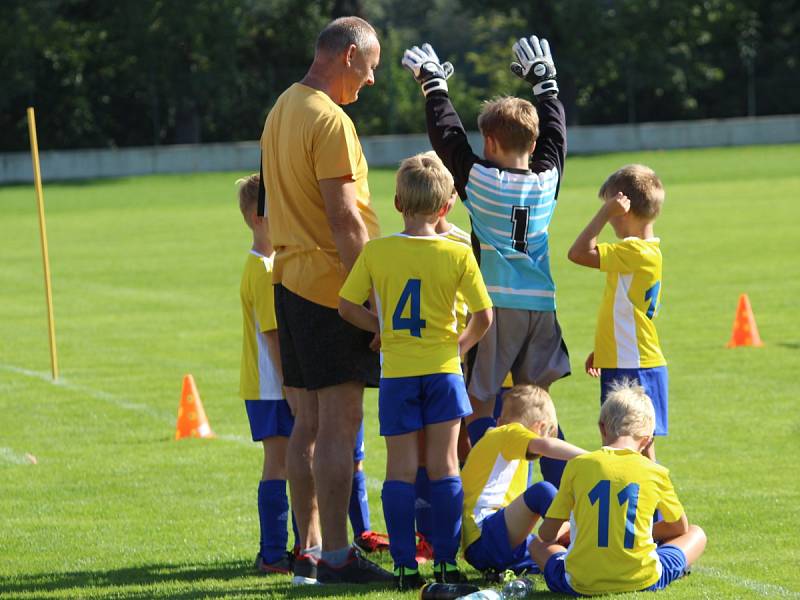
[0,447,33,465]
[0,364,385,491]
[697,566,800,597]
[0,363,173,423]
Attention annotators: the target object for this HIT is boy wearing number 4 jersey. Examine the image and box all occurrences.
[529,382,706,596]
[402,36,572,488]
[339,153,493,590]
[568,164,668,462]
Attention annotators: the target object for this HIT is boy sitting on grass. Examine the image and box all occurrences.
[530,381,706,596]
[461,384,586,579]
[339,152,493,589]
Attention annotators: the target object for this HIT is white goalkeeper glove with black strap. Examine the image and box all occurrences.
[402,43,454,97]
[511,35,559,99]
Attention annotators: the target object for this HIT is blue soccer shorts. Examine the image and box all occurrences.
[244,399,294,441]
[464,508,539,574]
[600,366,669,435]
[543,545,688,595]
[378,373,472,436]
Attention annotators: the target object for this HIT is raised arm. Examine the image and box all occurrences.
[320,176,370,272]
[402,43,479,196]
[567,192,630,269]
[510,35,567,182]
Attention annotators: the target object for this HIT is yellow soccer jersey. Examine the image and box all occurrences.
[546,447,685,595]
[439,224,471,333]
[240,251,282,400]
[261,83,380,309]
[340,234,492,378]
[594,238,666,369]
[461,423,538,548]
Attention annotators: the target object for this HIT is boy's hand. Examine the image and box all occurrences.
[604,192,631,217]
[585,352,600,378]
[369,332,381,353]
[511,35,558,99]
[402,43,454,97]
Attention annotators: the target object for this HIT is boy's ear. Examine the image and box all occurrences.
[394,195,402,213]
[439,196,455,217]
[529,140,537,156]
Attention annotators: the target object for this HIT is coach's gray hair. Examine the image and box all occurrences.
[316,16,377,55]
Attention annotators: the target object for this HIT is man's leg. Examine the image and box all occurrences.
[286,386,321,551]
[315,381,364,553]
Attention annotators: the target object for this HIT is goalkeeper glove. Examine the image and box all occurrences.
[402,43,454,97]
[511,35,558,99]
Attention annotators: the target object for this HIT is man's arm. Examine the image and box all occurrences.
[567,192,630,268]
[320,176,370,272]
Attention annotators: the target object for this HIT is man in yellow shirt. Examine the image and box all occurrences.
[259,16,389,585]
[530,382,707,596]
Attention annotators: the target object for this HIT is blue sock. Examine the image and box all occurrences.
[382,480,417,570]
[429,476,463,565]
[291,510,301,552]
[467,417,496,446]
[540,425,567,488]
[349,470,370,537]
[523,480,558,515]
[414,467,432,538]
[258,479,289,563]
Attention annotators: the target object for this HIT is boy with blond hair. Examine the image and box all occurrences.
[339,152,493,589]
[403,36,571,488]
[238,174,295,575]
[461,385,586,578]
[530,382,706,595]
[568,164,668,460]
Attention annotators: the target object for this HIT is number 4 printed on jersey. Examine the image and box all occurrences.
[392,278,426,337]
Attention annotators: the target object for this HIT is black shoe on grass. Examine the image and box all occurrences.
[434,561,466,584]
[255,551,293,575]
[291,553,319,585]
[317,547,393,584]
[394,565,424,590]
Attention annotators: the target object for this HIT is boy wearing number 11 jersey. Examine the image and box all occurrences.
[339,152,493,590]
[529,383,706,596]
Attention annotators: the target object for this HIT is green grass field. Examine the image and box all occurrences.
[1,144,799,599]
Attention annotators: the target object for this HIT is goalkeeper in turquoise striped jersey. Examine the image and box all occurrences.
[403,35,572,488]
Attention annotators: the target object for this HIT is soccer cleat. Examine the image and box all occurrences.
[317,547,393,584]
[254,551,293,575]
[394,565,425,590]
[354,530,390,554]
[434,561,467,584]
[291,553,319,585]
[415,533,434,564]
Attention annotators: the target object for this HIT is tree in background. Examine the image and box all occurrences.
[0,0,797,150]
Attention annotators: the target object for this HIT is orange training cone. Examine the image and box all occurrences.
[726,294,764,348]
[175,374,215,439]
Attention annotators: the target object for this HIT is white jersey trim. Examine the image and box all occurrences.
[613,274,640,367]
[486,286,555,298]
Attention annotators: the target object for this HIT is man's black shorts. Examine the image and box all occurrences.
[274,283,380,390]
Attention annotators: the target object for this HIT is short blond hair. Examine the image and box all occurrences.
[237,173,261,216]
[395,152,454,216]
[599,164,664,220]
[599,380,656,439]
[477,96,539,154]
[499,384,557,435]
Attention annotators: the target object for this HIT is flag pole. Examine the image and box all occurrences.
[26,107,59,381]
